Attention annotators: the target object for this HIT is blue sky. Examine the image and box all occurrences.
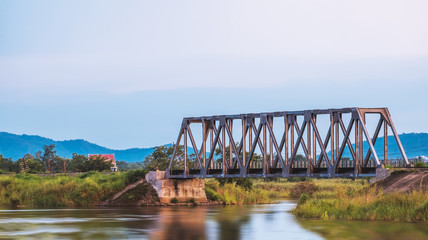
[0,0,427,149]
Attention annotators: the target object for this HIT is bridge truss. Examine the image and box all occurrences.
[166,107,409,178]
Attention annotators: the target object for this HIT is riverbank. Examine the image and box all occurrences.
[0,170,426,223]
[291,169,428,222]
[0,170,146,207]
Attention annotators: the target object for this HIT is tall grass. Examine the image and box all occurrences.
[254,177,427,222]
[0,171,145,208]
[292,184,428,222]
[205,179,272,205]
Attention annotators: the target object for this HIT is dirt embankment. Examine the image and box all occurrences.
[377,169,428,194]
[99,179,160,206]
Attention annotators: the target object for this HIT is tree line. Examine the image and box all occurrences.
[0,144,113,173]
[0,142,325,174]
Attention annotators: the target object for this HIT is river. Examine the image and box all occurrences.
[0,201,426,239]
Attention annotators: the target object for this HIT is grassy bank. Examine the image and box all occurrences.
[0,170,146,208]
[252,176,428,222]
[292,182,428,222]
[204,177,368,205]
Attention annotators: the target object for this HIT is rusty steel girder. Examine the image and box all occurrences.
[166,107,410,179]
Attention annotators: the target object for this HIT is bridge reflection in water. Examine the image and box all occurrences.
[149,208,207,240]
[167,108,410,179]
[149,206,252,240]
[147,201,428,240]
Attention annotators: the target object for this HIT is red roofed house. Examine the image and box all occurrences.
[88,154,118,172]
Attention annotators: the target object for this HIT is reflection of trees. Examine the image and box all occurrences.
[150,207,207,240]
[215,206,251,240]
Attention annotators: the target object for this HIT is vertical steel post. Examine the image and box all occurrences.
[307,115,312,175]
[222,120,226,175]
[330,113,335,166]
[355,120,359,176]
[210,123,214,169]
[249,118,253,168]
[242,117,246,168]
[184,124,188,176]
[228,119,232,168]
[290,117,295,168]
[263,120,267,174]
[384,120,388,166]
[335,118,339,161]
[269,117,273,168]
[313,115,316,170]
[203,120,206,168]
[285,115,289,169]
[359,116,363,167]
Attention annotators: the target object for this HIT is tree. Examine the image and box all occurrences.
[116,161,145,171]
[68,153,112,172]
[17,154,43,173]
[144,145,184,171]
[87,155,112,171]
[34,151,45,172]
[69,153,88,172]
[42,144,56,173]
[0,155,18,173]
[51,156,68,173]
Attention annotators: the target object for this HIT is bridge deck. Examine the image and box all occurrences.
[168,167,377,179]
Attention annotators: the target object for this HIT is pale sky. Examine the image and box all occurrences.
[0,0,427,149]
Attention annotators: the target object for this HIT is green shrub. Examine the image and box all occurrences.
[205,187,223,202]
[216,178,253,190]
[170,197,179,203]
[298,193,309,205]
[262,177,280,182]
[413,200,428,221]
[415,161,427,168]
[288,177,310,182]
[124,170,148,185]
[188,198,197,206]
[79,171,97,179]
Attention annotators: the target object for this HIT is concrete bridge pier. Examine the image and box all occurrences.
[145,171,207,203]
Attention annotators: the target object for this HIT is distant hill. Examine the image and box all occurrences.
[339,132,428,160]
[0,132,156,162]
[0,132,427,162]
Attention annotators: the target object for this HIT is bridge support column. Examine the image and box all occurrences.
[146,171,207,203]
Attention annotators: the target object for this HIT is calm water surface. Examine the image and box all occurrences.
[0,201,426,240]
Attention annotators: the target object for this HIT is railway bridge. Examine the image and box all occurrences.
[166,107,409,179]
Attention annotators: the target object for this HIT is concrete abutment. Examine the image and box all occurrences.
[145,171,207,203]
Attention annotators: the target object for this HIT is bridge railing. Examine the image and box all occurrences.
[203,158,416,170]
[166,107,410,178]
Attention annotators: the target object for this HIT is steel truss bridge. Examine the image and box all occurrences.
[166,107,409,179]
